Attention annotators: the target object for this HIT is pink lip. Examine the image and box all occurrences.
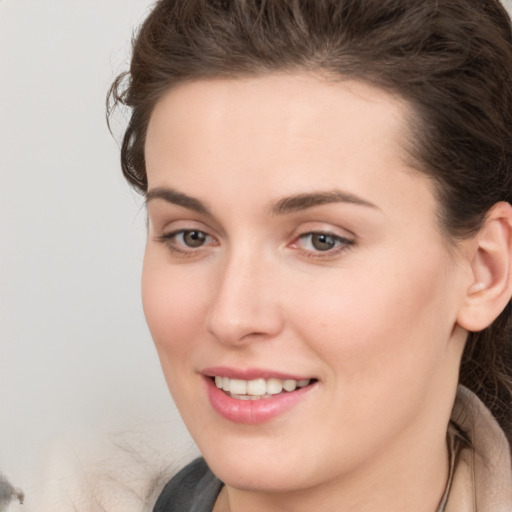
[202,371,316,425]
[202,366,311,381]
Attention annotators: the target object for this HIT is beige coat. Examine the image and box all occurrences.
[442,386,512,512]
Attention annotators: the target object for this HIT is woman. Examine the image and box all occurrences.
[108,0,512,510]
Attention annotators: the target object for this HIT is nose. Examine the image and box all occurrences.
[206,251,284,346]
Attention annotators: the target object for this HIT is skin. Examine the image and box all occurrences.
[142,74,475,512]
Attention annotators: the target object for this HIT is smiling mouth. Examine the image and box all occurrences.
[213,376,314,400]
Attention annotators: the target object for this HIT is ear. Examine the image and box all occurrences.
[456,202,512,332]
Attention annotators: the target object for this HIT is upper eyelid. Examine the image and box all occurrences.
[297,230,352,239]
[162,228,214,240]
[150,214,212,233]
[294,231,354,246]
[148,211,225,239]
[292,224,356,241]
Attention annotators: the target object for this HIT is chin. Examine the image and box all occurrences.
[196,433,331,493]
[208,457,312,493]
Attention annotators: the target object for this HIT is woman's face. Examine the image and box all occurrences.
[143,74,470,493]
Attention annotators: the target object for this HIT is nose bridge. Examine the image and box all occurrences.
[206,244,283,345]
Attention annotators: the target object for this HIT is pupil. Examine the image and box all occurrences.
[312,234,335,251]
[184,231,206,247]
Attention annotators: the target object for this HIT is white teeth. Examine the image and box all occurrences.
[266,378,283,395]
[229,378,247,395]
[283,379,297,392]
[247,378,266,396]
[214,376,312,397]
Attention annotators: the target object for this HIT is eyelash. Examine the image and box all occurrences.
[156,229,355,259]
[292,232,355,259]
[156,230,217,257]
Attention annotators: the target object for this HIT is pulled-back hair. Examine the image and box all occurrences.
[108,0,512,442]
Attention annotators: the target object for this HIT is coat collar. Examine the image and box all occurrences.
[443,386,512,512]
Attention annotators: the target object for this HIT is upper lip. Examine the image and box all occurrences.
[201,366,314,381]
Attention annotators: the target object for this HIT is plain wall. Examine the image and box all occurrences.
[0,1,196,508]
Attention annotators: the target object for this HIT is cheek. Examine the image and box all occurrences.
[294,247,458,388]
[285,252,460,455]
[141,254,208,361]
[141,257,214,423]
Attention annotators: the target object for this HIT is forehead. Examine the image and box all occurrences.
[144,73,434,222]
[145,73,411,168]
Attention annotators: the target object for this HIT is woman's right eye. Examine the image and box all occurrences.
[157,229,216,254]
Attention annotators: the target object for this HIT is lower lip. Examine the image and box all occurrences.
[205,377,315,424]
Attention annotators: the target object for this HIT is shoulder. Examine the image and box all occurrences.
[153,457,222,512]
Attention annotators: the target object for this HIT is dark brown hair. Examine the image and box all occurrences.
[108,0,512,441]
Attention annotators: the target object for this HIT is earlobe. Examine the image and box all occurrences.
[457,202,512,332]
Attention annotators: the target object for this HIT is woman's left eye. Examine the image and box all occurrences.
[293,232,354,255]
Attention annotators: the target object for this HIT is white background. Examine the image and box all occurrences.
[0,1,196,508]
[1,0,512,510]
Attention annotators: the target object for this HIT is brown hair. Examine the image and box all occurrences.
[108,0,512,441]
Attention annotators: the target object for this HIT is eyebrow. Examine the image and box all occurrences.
[145,187,378,216]
[145,187,211,215]
[272,190,378,215]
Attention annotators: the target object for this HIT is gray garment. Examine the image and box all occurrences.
[153,457,222,512]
